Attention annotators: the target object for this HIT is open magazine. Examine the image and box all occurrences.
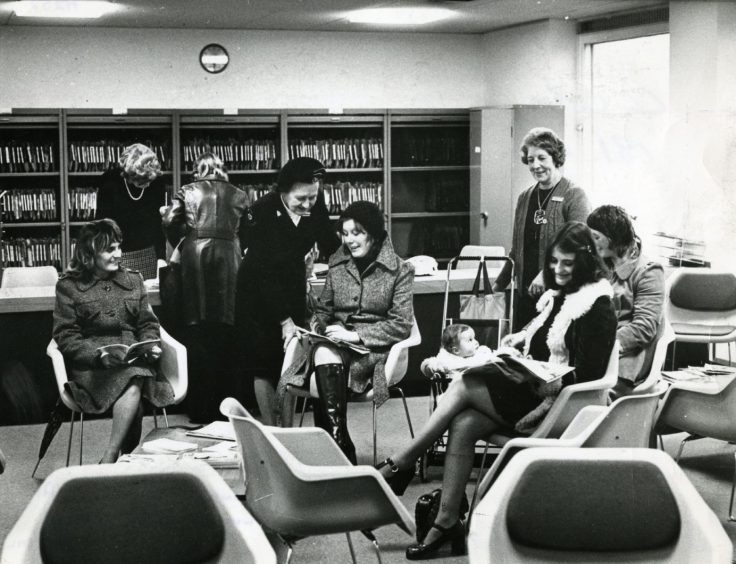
[294,326,370,355]
[495,352,574,383]
[96,338,161,364]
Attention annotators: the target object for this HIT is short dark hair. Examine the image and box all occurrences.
[520,128,566,167]
[587,205,637,258]
[441,323,472,353]
[276,157,326,193]
[66,219,122,278]
[339,200,386,242]
[542,222,606,293]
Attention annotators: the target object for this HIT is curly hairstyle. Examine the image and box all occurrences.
[193,151,229,181]
[441,323,472,353]
[586,205,638,259]
[66,219,122,279]
[542,222,606,293]
[520,127,566,167]
[118,143,161,187]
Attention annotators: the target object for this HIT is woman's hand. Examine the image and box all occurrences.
[281,318,297,349]
[500,331,526,349]
[144,345,162,363]
[325,324,360,344]
[527,271,545,297]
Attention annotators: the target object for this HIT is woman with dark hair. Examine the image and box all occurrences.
[97,143,167,280]
[277,201,414,463]
[378,222,616,560]
[493,128,591,327]
[161,152,250,422]
[53,219,173,463]
[587,205,664,399]
[235,157,340,424]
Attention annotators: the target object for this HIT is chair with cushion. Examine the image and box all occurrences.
[468,447,732,564]
[34,326,187,475]
[0,266,59,288]
[221,397,415,564]
[1,460,275,564]
[283,318,421,465]
[666,269,736,366]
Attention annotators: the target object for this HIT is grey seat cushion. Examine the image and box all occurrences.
[40,473,225,564]
[670,273,736,311]
[506,459,681,552]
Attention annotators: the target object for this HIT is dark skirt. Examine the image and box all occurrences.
[120,246,158,281]
[465,363,542,425]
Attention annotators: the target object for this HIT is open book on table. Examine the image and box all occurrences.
[294,326,370,355]
[495,352,574,384]
[96,339,161,364]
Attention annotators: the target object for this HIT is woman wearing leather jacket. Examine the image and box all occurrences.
[161,152,250,422]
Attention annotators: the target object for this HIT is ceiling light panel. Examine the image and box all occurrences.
[11,1,119,19]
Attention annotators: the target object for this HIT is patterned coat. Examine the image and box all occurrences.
[53,268,173,413]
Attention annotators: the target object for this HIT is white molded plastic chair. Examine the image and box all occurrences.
[456,245,506,270]
[468,447,732,564]
[221,397,415,564]
[36,326,187,475]
[632,319,676,394]
[284,318,421,464]
[0,266,58,288]
[2,460,275,564]
[472,382,667,510]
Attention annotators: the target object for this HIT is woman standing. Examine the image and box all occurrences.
[98,143,167,280]
[493,128,590,327]
[236,157,339,424]
[587,205,664,399]
[278,201,414,463]
[53,219,173,463]
[161,153,250,422]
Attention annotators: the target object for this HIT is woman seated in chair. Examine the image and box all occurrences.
[587,205,664,399]
[277,201,414,464]
[53,219,174,463]
[376,222,616,560]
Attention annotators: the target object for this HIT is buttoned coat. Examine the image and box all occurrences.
[53,267,173,413]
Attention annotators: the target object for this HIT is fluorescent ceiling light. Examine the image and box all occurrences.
[348,7,453,25]
[11,1,119,19]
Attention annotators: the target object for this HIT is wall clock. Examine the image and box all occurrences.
[200,44,229,74]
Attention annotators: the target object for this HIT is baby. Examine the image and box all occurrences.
[423,323,497,382]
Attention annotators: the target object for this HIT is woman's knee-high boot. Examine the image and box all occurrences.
[314,363,357,464]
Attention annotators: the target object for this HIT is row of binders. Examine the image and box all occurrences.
[235,183,275,204]
[288,138,383,169]
[1,189,57,221]
[183,139,278,171]
[0,142,56,173]
[68,141,169,172]
[392,134,468,167]
[68,187,98,221]
[423,177,469,212]
[407,222,468,258]
[322,181,382,215]
[0,237,62,268]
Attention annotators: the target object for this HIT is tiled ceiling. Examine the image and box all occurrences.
[0,0,666,33]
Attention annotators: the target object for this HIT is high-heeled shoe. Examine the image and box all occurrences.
[405,520,466,560]
[375,457,415,495]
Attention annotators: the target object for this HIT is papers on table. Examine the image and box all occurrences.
[662,364,736,382]
[186,421,236,441]
[141,437,198,454]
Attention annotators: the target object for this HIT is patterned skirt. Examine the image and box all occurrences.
[121,246,158,280]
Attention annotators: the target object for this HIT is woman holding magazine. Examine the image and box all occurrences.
[53,219,173,463]
[277,201,414,464]
[376,222,616,560]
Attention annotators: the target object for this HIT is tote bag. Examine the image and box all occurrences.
[459,261,505,321]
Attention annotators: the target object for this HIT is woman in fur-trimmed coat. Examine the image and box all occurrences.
[377,222,616,560]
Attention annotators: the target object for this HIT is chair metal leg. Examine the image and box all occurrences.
[162,408,169,428]
[346,532,357,564]
[298,397,307,427]
[392,386,415,438]
[362,530,383,564]
[65,411,75,467]
[675,434,699,462]
[153,409,159,429]
[279,535,294,564]
[729,452,736,522]
[657,434,664,451]
[78,412,84,465]
[372,402,378,466]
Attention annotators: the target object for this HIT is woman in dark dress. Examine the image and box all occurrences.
[53,219,173,463]
[377,222,617,560]
[97,143,167,280]
[235,157,340,424]
[161,152,250,422]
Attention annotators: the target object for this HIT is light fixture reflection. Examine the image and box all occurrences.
[348,7,453,25]
[12,1,119,19]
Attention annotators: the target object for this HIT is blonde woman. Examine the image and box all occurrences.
[161,152,250,422]
[98,143,166,279]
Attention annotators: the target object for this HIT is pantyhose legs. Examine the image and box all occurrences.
[101,380,142,463]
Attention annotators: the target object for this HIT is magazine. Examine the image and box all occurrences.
[294,326,370,355]
[495,353,574,383]
[186,421,236,441]
[96,338,161,364]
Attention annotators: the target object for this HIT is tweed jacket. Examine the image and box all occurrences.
[496,177,590,291]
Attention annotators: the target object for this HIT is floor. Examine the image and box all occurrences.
[1,397,736,563]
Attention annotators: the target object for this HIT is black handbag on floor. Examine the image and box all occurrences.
[414,488,470,543]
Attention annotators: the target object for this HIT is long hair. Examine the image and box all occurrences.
[520,127,566,167]
[542,222,606,293]
[118,143,161,186]
[66,219,122,279]
[587,205,638,259]
[192,152,229,181]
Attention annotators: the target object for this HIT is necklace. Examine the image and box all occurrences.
[123,177,147,201]
[533,183,558,225]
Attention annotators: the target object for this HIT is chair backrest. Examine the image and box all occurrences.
[633,319,676,394]
[532,341,620,439]
[46,339,81,413]
[1,266,58,288]
[1,460,276,564]
[385,317,421,386]
[456,245,506,270]
[666,269,736,343]
[468,448,732,564]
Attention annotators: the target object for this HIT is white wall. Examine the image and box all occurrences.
[0,26,485,109]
